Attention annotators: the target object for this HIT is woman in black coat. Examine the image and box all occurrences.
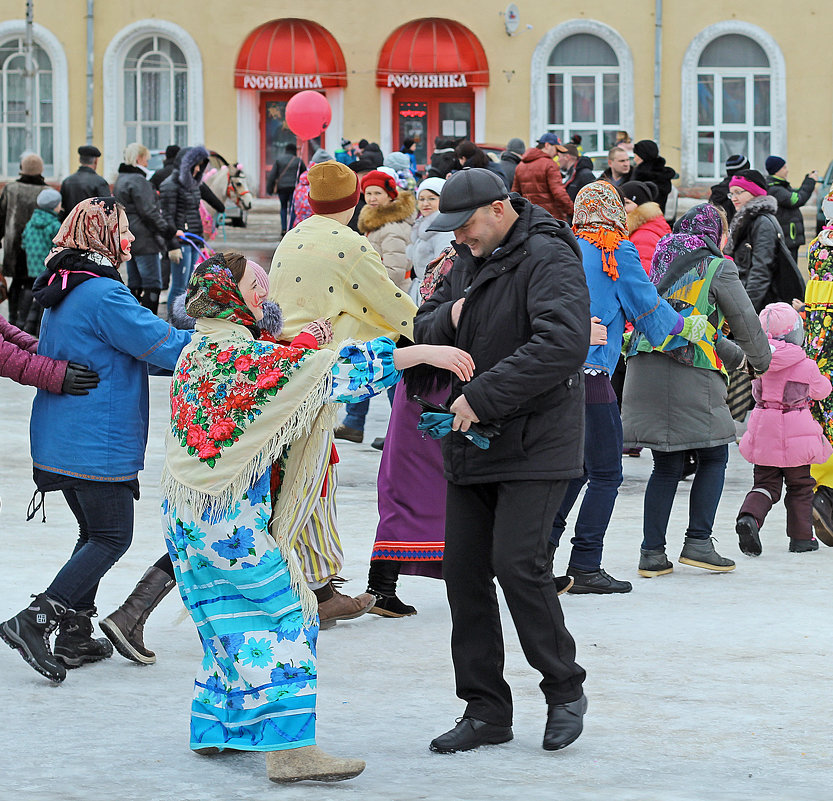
[632,140,676,214]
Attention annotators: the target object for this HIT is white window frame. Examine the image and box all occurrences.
[0,20,68,181]
[103,20,203,179]
[681,21,785,184]
[530,19,633,153]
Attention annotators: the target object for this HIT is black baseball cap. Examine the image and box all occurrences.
[427,168,509,232]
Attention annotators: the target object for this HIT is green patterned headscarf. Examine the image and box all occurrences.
[184,254,257,330]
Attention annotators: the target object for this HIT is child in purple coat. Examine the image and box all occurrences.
[736,303,832,555]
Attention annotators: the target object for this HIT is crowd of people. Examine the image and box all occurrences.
[0,127,831,786]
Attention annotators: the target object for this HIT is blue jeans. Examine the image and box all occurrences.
[549,400,623,571]
[46,483,135,610]
[341,385,396,432]
[168,244,197,310]
[126,253,163,291]
[642,445,729,550]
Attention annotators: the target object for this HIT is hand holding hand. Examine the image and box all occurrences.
[450,298,465,328]
[300,318,333,347]
[62,362,100,396]
[590,316,608,346]
[449,393,480,433]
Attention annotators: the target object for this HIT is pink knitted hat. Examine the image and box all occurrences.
[246,260,270,294]
[758,302,801,340]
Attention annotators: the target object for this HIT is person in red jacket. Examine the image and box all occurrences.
[0,313,98,395]
[511,133,574,221]
[622,181,671,274]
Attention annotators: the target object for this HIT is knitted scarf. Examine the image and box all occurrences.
[572,181,628,281]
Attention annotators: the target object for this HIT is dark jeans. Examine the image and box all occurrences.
[341,385,396,432]
[444,480,586,727]
[642,445,729,550]
[46,483,135,610]
[739,464,815,540]
[549,399,623,571]
[277,187,293,233]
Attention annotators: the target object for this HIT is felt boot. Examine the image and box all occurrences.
[100,566,176,664]
[265,745,365,783]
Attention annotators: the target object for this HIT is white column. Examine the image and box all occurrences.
[236,89,260,194]
[474,87,487,143]
[324,88,344,153]
[379,88,393,154]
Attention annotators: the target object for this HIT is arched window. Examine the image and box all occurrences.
[695,34,772,180]
[0,37,53,176]
[545,33,621,152]
[123,35,188,150]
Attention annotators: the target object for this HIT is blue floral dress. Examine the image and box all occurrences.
[164,338,400,752]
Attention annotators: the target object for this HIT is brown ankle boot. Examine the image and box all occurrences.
[265,745,365,783]
[100,566,176,664]
[315,581,375,626]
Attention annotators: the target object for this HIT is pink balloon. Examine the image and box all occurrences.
[285,91,332,140]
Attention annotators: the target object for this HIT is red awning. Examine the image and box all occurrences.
[235,19,347,90]
[377,18,489,89]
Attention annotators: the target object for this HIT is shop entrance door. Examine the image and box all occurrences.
[393,93,474,172]
[260,93,323,194]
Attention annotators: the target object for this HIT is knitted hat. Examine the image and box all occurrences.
[246,260,270,294]
[310,148,333,164]
[307,161,361,214]
[634,139,659,162]
[730,169,768,197]
[362,170,398,201]
[759,302,803,345]
[765,155,786,175]
[348,157,376,174]
[384,151,411,173]
[620,181,657,207]
[417,177,446,197]
[36,188,62,210]
[506,137,525,155]
[19,152,44,176]
[725,154,749,175]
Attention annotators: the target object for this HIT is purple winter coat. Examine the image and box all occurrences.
[0,314,66,393]
[740,337,833,468]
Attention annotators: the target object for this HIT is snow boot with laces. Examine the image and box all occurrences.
[678,536,735,572]
[53,607,113,668]
[0,593,69,682]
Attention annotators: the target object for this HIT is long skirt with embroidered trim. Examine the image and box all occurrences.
[163,467,318,752]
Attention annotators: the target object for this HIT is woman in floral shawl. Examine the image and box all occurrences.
[162,252,472,784]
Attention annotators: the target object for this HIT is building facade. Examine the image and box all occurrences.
[1,1,830,193]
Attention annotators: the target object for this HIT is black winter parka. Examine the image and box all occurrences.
[414,197,589,484]
[60,166,110,219]
[114,164,174,255]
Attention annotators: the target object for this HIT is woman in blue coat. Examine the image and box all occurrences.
[0,197,192,683]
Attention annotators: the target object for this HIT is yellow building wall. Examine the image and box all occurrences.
[3,1,832,184]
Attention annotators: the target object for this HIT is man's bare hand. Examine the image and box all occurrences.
[450,394,479,433]
[451,298,465,328]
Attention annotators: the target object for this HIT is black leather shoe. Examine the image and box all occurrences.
[429,718,513,754]
[543,694,587,751]
[567,567,632,594]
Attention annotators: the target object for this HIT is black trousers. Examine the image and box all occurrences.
[444,479,586,727]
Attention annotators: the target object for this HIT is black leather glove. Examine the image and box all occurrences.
[61,362,100,395]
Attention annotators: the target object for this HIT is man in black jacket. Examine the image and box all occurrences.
[415,168,589,755]
[60,145,110,219]
[766,155,818,262]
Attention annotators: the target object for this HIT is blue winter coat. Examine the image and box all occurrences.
[580,238,679,375]
[30,279,192,481]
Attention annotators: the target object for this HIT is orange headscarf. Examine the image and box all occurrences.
[572,181,628,281]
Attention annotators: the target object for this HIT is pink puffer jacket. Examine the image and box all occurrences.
[0,314,66,393]
[739,337,832,467]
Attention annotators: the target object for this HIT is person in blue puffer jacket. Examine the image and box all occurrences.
[0,197,192,684]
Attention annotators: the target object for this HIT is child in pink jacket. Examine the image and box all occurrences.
[736,303,832,555]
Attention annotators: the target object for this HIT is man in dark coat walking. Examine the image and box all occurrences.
[60,145,110,218]
[765,155,818,262]
[415,168,589,755]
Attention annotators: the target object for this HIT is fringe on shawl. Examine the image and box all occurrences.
[575,228,626,281]
[160,360,337,624]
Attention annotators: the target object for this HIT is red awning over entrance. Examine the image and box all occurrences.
[376,18,489,89]
[235,19,347,91]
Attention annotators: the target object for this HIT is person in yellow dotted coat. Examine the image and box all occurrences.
[804,188,833,547]
[269,161,418,627]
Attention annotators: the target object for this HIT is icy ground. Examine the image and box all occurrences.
[0,378,830,801]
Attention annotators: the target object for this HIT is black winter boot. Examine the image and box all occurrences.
[367,560,417,617]
[567,567,632,594]
[53,607,113,668]
[0,593,69,682]
[736,515,762,556]
[100,566,176,664]
[811,486,833,547]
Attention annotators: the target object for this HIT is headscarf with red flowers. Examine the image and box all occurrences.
[184,253,257,331]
